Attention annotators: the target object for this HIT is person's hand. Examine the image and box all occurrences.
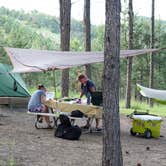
[76,98,81,104]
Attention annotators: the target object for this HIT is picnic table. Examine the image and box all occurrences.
[44,99,103,119]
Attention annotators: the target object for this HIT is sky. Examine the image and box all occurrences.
[0,0,165,25]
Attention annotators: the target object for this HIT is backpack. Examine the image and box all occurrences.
[71,110,84,118]
[59,114,71,127]
[54,114,82,140]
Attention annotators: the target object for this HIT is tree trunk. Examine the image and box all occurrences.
[149,0,155,106]
[59,0,71,97]
[134,80,137,100]
[125,0,134,108]
[102,0,123,166]
[139,69,143,101]
[52,70,56,98]
[84,0,91,79]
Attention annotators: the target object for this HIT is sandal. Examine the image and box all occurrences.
[95,127,102,132]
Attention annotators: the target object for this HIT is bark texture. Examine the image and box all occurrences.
[125,0,134,108]
[102,0,123,166]
[84,0,91,78]
[60,0,71,97]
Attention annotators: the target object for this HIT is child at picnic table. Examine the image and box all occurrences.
[28,84,52,128]
[78,74,101,131]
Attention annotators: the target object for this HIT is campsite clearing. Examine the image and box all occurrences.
[0,107,166,166]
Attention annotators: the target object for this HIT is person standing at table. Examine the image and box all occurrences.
[78,74,101,131]
[28,84,52,128]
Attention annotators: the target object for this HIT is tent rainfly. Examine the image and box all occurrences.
[0,63,30,97]
[4,47,162,73]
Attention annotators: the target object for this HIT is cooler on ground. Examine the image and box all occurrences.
[130,114,162,138]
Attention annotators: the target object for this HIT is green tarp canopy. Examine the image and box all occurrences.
[0,63,30,97]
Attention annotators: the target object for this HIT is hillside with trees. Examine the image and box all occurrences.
[0,6,165,98]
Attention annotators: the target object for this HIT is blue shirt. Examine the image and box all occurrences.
[28,90,46,110]
[81,80,96,104]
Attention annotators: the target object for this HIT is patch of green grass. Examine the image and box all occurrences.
[120,100,166,117]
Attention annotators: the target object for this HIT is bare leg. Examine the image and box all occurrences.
[42,105,50,125]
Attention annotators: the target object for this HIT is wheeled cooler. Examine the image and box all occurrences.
[130,115,162,138]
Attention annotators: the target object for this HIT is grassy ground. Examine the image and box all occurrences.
[120,100,166,117]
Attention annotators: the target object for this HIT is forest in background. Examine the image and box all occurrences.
[0,6,165,99]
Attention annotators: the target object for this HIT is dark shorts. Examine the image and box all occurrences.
[29,105,43,113]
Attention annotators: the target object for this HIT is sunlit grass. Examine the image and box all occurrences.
[120,100,166,117]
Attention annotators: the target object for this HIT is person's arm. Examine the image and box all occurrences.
[80,89,85,99]
[88,80,96,93]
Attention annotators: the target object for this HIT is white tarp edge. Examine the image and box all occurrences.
[137,84,166,101]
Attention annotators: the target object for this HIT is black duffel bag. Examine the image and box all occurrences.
[54,114,82,140]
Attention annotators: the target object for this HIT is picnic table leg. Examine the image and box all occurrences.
[49,108,56,128]
[71,119,75,125]
[87,116,95,133]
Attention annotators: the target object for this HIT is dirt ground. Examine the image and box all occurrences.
[0,107,166,166]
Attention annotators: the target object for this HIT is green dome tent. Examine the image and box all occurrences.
[0,63,30,97]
